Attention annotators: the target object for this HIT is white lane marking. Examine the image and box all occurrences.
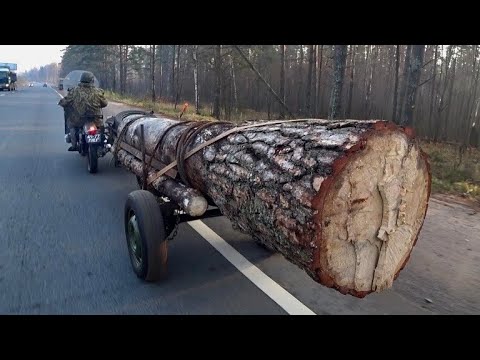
[188,220,316,315]
[54,89,64,98]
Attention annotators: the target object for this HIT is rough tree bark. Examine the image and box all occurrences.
[329,45,348,119]
[112,112,432,298]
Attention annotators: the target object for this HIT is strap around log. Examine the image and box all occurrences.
[147,118,319,186]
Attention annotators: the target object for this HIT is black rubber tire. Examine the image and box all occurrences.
[87,145,98,173]
[124,190,168,281]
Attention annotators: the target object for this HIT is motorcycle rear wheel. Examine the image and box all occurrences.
[87,145,98,173]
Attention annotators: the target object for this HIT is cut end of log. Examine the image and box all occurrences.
[314,128,430,297]
[182,195,209,217]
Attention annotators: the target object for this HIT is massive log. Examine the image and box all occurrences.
[110,112,431,298]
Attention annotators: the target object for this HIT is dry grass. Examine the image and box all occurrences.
[420,141,480,201]
[105,91,480,201]
[105,91,277,124]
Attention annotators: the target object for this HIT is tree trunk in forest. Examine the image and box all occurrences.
[317,45,324,117]
[402,45,425,127]
[111,112,432,298]
[119,45,124,95]
[280,45,286,119]
[306,45,314,116]
[298,45,304,115]
[346,45,356,118]
[398,45,412,122]
[213,45,222,119]
[171,45,176,102]
[427,45,438,135]
[313,45,318,117]
[329,45,348,119]
[151,45,156,102]
[192,45,200,114]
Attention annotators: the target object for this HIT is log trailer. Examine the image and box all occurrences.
[107,110,431,298]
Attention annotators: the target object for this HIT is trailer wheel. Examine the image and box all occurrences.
[124,190,168,282]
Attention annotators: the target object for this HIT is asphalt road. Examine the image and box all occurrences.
[0,84,479,315]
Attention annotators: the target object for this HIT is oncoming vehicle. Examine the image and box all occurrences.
[43,83,48,87]
[0,63,17,91]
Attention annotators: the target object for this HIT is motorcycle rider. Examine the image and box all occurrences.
[58,71,108,151]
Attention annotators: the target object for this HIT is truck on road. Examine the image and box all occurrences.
[0,63,17,91]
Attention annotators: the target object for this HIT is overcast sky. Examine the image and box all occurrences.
[0,45,67,72]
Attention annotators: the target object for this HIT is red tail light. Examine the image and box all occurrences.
[87,126,97,135]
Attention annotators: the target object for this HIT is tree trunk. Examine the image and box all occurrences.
[392,45,400,123]
[122,45,128,94]
[213,45,222,119]
[402,45,425,127]
[306,45,314,116]
[174,45,182,109]
[444,55,457,140]
[112,112,431,298]
[398,45,412,122]
[427,45,438,135]
[317,45,324,117]
[280,45,286,119]
[171,45,176,102]
[435,45,452,141]
[230,54,238,112]
[466,48,480,145]
[462,46,479,144]
[329,45,348,119]
[346,45,356,118]
[313,45,318,117]
[151,45,156,102]
[192,45,200,115]
[298,45,304,115]
[366,45,378,119]
[119,45,124,95]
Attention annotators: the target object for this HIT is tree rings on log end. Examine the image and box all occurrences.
[312,128,431,297]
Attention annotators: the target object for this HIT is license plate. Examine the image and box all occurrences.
[86,134,101,143]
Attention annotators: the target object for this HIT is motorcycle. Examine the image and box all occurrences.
[66,113,113,173]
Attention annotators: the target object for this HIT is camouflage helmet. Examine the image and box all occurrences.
[80,71,95,84]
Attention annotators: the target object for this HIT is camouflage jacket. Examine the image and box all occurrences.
[59,83,108,126]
